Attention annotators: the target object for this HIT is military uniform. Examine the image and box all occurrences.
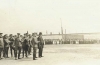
[28,36,32,55]
[38,32,44,57]
[0,33,4,60]
[31,34,38,60]
[3,35,10,58]
[22,36,29,58]
[14,33,22,60]
[9,34,15,57]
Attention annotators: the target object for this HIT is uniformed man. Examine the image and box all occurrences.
[22,33,29,58]
[22,34,26,58]
[9,34,15,57]
[3,34,10,58]
[28,34,32,55]
[38,32,44,58]
[14,33,22,60]
[31,33,39,60]
[0,32,4,60]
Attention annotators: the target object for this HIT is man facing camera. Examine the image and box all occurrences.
[14,33,22,60]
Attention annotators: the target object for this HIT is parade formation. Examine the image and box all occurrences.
[0,32,44,60]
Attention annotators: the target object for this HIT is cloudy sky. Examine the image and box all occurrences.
[0,0,100,35]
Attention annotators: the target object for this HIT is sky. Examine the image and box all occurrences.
[0,0,100,35]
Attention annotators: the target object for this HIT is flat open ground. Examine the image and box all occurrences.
[1,44,100,65]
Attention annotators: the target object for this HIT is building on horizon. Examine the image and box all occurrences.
[43,33,100,44]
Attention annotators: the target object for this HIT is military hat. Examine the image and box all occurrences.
[33,32,37,35]
[39,32,42,35]
[5,34,7,36]
[32,33,35,35]
[24,33,26,35]
[32,33,37,36]
[9,34,13,36]
[26,33,28,35]
[17,33,20,35]
[4,34,8,38]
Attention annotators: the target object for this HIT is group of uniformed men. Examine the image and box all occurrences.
[0,32,44,60]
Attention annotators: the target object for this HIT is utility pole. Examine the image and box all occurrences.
[60,18,63,44]
[65,29,66,43]
[65,29,66,34]
[46,30,48,35]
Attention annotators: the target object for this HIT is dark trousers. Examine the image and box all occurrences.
[15,47,21,58]
[38,47,43,57]
[3,47,9,58]
[22,45,28,57]
[28,46,31,55]
[33,47,36,60]
[0,48,3,58]
[9,46,16,57]
[10,46,15,57]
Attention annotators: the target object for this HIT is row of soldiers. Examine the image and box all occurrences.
[0,32,44,60]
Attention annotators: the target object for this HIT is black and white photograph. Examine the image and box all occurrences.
[0,0,100,65]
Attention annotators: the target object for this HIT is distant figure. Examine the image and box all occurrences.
[57,40,59,44]
[53,40,55,44]
[38,32,44,58]
[76,40,79,44]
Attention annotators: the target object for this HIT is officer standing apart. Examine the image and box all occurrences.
[31,33,39,60]
[0,32,4,60]
[38,32,44,58]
